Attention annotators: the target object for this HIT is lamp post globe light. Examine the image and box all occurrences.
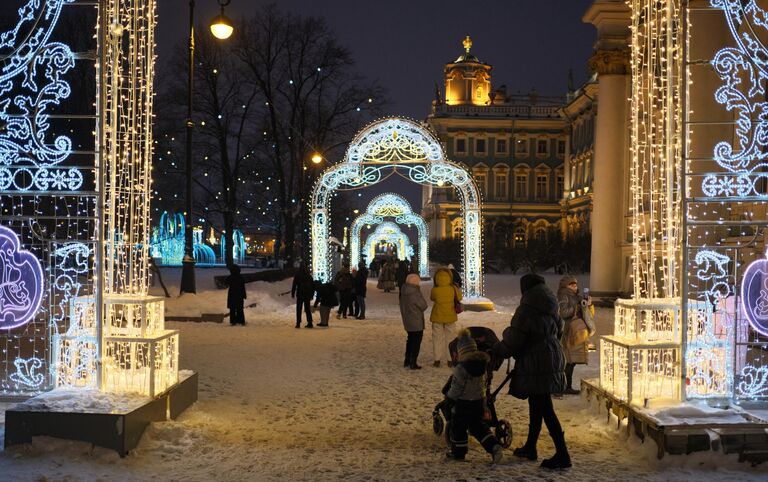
[180,0,234,295]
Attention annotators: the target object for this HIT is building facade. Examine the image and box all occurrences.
[423,37,591,257]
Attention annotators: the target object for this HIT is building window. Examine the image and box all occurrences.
[515,139,528,155]
[515,173,528,199]
[536,174,548,200]
[557,140,566,156]
[514,227,527,248]
[496,139,507,154]
[474,173,487,195]
[494,171,508,200]
[533,227,547,243]
[556,174,564,199]
[584,158,591,183]
[476,138,486,155]
[537,139,549,156]
[455,138,467,154]
[451,218,463,239]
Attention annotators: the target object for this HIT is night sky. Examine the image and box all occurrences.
[156,0,597,120]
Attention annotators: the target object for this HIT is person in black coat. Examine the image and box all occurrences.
[313,280,338,327]
[291,263,315,328]
[494,273,570,470]
[354,262,368,319]
[448,263,462,288]
[396,259,409,290]
[227,264,247,325]
[333,265,353,319]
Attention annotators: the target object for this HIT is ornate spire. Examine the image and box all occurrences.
[463,35,472,53]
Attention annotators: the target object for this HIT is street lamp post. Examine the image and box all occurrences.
[180,0,234,295]
[299,153,324,263]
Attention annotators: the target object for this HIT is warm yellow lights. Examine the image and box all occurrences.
[311,153,323,164]
[210,13,233,40]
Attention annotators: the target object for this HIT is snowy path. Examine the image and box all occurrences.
[0,273,766,481]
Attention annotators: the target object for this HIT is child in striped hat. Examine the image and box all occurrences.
[444,329,503,463]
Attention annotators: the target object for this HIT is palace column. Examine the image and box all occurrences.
[584,1,631,298]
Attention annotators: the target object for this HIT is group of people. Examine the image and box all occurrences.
[290,262,370,328]
[375,257,413,293]
[398,268,593,469]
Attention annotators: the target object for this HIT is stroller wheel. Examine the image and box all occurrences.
[495,419,513,448]
[432,410,444,435]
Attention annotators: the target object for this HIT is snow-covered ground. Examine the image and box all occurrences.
[0,270,766,481]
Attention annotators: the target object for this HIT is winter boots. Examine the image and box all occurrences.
[491,444,503,464]
[540,431,571,469]
[513,424,539,461]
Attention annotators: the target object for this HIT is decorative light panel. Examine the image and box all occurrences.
[0,0,99,396]
[350,193,429,277]
[310,118,486,299]
[361,221,412,264]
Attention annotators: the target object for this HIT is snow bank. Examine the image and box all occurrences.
[12,388,150,414]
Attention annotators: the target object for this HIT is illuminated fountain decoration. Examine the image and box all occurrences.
[149,211,218,265]
[0,225,44,330]
[361,222,413,264]
[310,117,489,307]
[350,193,428,277]
[220,229,246,265]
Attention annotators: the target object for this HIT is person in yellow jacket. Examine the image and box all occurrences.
[430,267,462,367]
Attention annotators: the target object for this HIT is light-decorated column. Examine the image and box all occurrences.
[584,1,631,298]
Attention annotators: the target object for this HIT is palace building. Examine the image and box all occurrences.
[424,0,632,297]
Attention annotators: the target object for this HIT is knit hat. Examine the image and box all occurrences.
[456,329,478,360]
[520,273,545,295]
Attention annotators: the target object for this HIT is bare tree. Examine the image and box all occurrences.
[236,5,386,264]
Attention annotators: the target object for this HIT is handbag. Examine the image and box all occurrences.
[453,287,463,314]
[566,318,590,348]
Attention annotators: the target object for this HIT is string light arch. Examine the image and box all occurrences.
[310,117,488,301]
[349,193,429,277]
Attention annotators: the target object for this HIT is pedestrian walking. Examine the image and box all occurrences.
[354,262,368,319]
[493,273,571,469]
[557,276,595,395]
[399,273,427,369]
[313,280,338,327]
[227,264,247,326]
[291,263,315,328]
[396,259,408,290]
[444,329,504,463]
[429,267,461,367]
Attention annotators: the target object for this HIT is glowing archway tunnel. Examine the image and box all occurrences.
[310,117,487,300]
[361,221,413,265]
[350,193,428,277]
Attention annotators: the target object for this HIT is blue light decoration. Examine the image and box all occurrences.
[740,251,768,338]
[310,117,487,302]
[362,222,412,264]
[0,224,44,330]
[350,193,429,277]
[149,211,221,266]
[0,0,81,192]
[220,229,246,265]
[9,357,44,390]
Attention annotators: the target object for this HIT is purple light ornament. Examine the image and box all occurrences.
[0,225,44,330]
[741,249,768,337]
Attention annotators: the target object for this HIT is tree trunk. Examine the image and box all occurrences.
[224,211,235,267]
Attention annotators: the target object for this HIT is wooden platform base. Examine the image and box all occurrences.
[4,372,198,457]
[581,378,768,465]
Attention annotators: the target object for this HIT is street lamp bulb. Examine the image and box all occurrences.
[210,13,234,40]
[311,153,323,164]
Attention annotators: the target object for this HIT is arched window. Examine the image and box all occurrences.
[513,227,527,248]
[451,218,463,239]
[534,226,547,243]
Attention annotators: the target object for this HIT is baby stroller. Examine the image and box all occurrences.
[431,326,513,448]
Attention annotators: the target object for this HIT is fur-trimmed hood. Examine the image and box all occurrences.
[458,350,490,377]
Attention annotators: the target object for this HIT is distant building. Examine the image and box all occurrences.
[423,36,590,256]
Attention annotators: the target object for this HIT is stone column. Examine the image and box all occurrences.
[584,1,631,298]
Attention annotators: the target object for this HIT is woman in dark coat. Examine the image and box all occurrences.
[494,273,570,469]
[291,264,315,328]
[333,264,353,319]
[313,280,338,327]
[354,262,368,319]
[399,273,427,369]
[227,264,247,325]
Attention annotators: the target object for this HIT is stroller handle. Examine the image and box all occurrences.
[489,360,513,402]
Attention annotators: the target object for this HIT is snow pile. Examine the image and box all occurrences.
[637,400,751,426]
[12,388,150,414]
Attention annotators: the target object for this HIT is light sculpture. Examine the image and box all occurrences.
[310,117,487,302]
[0,0,99,396]
[149,212,218,265]
[220,229,246,265]
[0,225,45,330]
[350,193,429,277]
[362,222,412,264]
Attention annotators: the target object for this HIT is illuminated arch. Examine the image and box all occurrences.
[310,117,487,301]
[349,193,428,277]
[361,222,412,264]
